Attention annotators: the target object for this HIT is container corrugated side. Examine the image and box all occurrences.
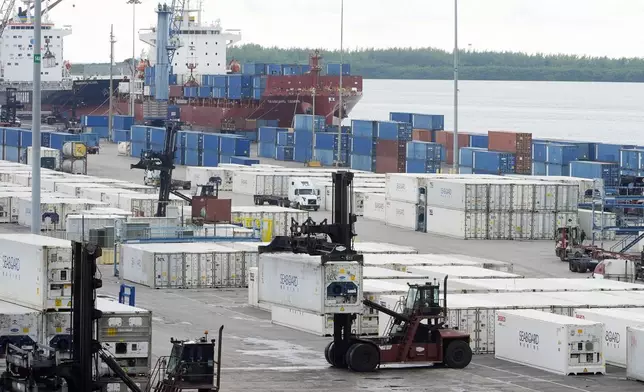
[627,326,644,381]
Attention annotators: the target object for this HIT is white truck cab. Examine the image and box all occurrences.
[592,258,637,282]
[289,177,321,211]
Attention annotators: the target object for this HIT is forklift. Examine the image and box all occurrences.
[259,171,473,372]
[0,242,224,392]
[0,88,23,127]
[130,121,231,222]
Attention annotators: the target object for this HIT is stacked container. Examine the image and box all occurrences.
[350,120,377,171]
[488,131,532,174]
[314,132,350,166]
[81,115,110,139]
[110,115,135,143]
[389,112,444,133]
[375,121,412,173]
[405,141,442,173]
[434,130,469,165]
[569,161,620,187]
[578,209,617,241]
[532,142,579,176]
[226,74,252,100]
[459,149,516,175]
[619,148,644,177]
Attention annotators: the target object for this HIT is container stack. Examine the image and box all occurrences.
[488,131,532,174]
[569,161,620,187]
[459,149,516,175]
[314,132,350,166]
[292,115,324,163]
[619,148,644,177]
[0,128,27,162]
[252,74,267,100]
[226,74,253,100]
[469,134,489,148]
[405,141,442,173]
[326,63,351,75]
[390,112,445,143]
[81,115,109,139]
[258,126,279,159]
[25,146,61,170]
[110,115,135,144]
[375,121,412,174]
[61,141,87,174]
[434,130,470,165]
[350,120,377,171]
[275,129,294,161]
[531,142,578,176]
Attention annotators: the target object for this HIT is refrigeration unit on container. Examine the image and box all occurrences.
[257,253,363,315]
[0,300,42,360]
[627,326,644,381]
[573,308,644,368]
[495,309,604,376]
[120,242,248,289]
[95,297,152,378]
[0,234,72,310]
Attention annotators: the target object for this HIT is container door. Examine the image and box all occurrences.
[154,254,169,288]
[184,253,197,288]
[213,253,224,287]
[203,253,215,287]
[416,204,426,233]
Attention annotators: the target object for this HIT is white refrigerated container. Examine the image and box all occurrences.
[363,266,427,280]
[573,308,644,367]
[0,300,42,357]
[384,199,419,230]
[258,253,362,315]
[353,242,417,254]
[231,206,308,239]
[0,234,72,310]
[627,326,644,381]
[404,265,522,280]
[495,309,604,376]
[363,192,386,222]
[121,242,247,289]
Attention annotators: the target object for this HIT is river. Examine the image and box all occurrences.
[348,79,644,145]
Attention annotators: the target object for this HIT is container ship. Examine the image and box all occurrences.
[0,2,364,129]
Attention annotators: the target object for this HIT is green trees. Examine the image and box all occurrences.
[73,45,644,82]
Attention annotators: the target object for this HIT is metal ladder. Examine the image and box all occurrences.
[383,296,405,334]
[145,357,171,392]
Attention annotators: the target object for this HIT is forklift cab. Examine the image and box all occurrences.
[557,226,580,247]
[403,283,442,318]
[166,336,216,385]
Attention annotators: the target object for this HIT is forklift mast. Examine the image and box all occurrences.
[130,121,181,217]
[1,87,23,125]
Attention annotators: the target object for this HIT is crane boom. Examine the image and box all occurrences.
[167,0,185,65]
[29,0,64,15]
[0,0,16,37]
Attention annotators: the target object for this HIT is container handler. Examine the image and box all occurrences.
[259,171,472,372]
[555,226,598,273]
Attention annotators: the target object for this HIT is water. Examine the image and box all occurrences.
[349,79,644,145]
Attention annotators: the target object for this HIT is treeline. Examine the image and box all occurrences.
[72,45,644,82]
[229,45,644,82]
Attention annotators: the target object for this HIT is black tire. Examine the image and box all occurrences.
[569,261,575,272]
[314,207,319,211]
[293,202,300,210]
[571,262,578,273]
[346,343,379,372]
[443,340,472,369]
[324,342,347,368]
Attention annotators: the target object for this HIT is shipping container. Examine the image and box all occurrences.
[595,143,632,163]
[363,192,386,222]
[112,115,134,131]
[351,120,377,138]
[294,115,324,132]
[472,150,516,174]
[0,300,42,359]
[459,147,487,168]
[257,253,363,314]
[627,326,644,381]
[325,63,351,76]
[389,112,444,131]
[469,134,488,148]
[121,242,248,289]
[434,131,470,164]
[573,308,644,368]
[384,199,421,230]
[411,129,433,142]
[0,234,72,310]
[405,265,520,280]
[231,205,309,239]
[578,209,617,241]
[495,309,604,375]
[269,304,367,336]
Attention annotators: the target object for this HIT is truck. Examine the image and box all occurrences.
[144,169,191,190]
[253,177,321,211]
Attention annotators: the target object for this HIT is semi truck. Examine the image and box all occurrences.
[253,177,321,211]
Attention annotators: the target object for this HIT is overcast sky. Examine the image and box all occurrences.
[44,0,644,63]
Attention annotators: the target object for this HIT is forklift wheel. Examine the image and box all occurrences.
[443,340,472,369]
[346,343,379,372]
[569,261,575,272]
[324,342,347,368]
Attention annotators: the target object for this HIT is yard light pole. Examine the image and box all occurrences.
[127,0,142,116]
[453,0,459,173]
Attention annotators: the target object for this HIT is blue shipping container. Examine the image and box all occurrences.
[619,149,644,170]
[258,127,278,143]
[242,63,266,75]
[277,131,294,146]
[80,133,99,148]
[259,142,276,159]
[212,87,226,99]
[570,161,620,186]
[299,65,311,74]
[198,87,212,98]
[201,151,219,167]
[184,131,203,150]
[230,156,260,166]
[315,133,350,150]
[131,126,148,143]
[595,143,636,163]
[219,135,237,155]
[326,63,351,76]
[19,129,32,147]
[532,142,548,162]
[3,128,19,147]
[41,131,50,148]
[174,147,185,165]
[351,137,375,156]
[169,74,178,85]
[213,76,227,88]
[241,87,252,99]
[202,133,219,151]
[148,127,166,146]
[234,138,251,156]
[472,150,516,174]
[168,105,181,120]
[3,146,19,162]
[184,149,201,166]
[184,87,198,98]
[532,161,546,175]
[86,126,109,139]
[315,149,335,166]
[351,120,376,138]
[376,121,412,141]
[266,64,282,75]
[201,75,213,86]
[405,159,440,174]
[276,146,294,161]
[252,76,267,89]
[545,143,578,165]
[112,115,135,131]
[389,112,412,123]
[252,88,264,100]
[294,130,313,149]
[469,134,488,148]
[112,129,131,143]
[130,142,147,158]
[350,154,375,172]
[545,163,570,176]
[82,115,109,127]
[459,147,487,167]
[294,115,324,132]
[406,141,442,161]
[293,145,312,162]
[282,65,300,76]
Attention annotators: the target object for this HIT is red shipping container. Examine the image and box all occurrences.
[375,156,405,174]
[435,131,470,165]
[488,131,532,153]
[376,140,405,158]
[169,85,183,98]
[412,129,433,142]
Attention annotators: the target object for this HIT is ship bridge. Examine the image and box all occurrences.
[140,5,241,78]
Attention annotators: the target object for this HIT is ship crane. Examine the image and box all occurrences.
[0,0,17,37]
[167,0,186,66]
